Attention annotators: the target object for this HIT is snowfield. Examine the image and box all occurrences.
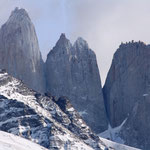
[100,138,141,150]
[99,120,141,150]
[99,119,127,144]
[0,130,142,150]
[0,131,48,150]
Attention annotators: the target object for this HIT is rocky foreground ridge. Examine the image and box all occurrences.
[0,70,109,150]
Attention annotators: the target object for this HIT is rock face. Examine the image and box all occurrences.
[0,8,45,93]
[103,41,150,149]
[0,70,109,150]
[0,7,108,134]
[120,95,150,150]
[46,34,108,133]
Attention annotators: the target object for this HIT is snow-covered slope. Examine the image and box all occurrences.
[99,119,127,144]
[0,70,108,150]
[0,131,48,150]
[100,138,141,150]
[98,120,141,150]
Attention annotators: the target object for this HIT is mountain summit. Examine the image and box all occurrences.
[46,34,108,133]
[0,7,147,150]
[0,7,46,93]
[103,41,150,149]
[0,8,108,133]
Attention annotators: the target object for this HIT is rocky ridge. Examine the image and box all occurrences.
[0,70,110,150]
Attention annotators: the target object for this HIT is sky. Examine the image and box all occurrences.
[0,0,150,85]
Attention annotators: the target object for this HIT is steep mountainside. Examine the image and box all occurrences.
[0,7,147,150]
[0,8,45,93]
[103,41,150,149]
[46,34,107,133]
[0,70,109,150]
[0,8,107,134]
[120,93,150,149]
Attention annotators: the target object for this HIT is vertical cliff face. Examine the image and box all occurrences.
[120,94,150,150]
[46,33,72,97]
[102,41,150,149]
[103,41,150,127]
[0,8,45,93]
[0,8,108,133]
[46,34,108,133]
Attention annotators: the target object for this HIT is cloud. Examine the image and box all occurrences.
[1,0,150,84]
[64,0,150,84]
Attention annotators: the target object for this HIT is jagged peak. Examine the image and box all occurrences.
[12,7,28,15]
[54,33,71,47]
[7,7,31,24]
[47,33,72,56]
[119,40,147,49]
[56,33,71,45]
[74,37,89,49]
[75,37,88,45]
[113,40,148,63]
[60,33,66,40]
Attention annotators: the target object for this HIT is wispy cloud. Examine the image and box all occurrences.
[0,0,150,84]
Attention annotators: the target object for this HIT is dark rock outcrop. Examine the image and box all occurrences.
[46,34,108,133]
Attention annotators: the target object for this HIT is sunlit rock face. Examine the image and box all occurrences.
[0,8,46,93]
[46,34,108,133]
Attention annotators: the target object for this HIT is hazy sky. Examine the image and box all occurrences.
[0,0,150,84]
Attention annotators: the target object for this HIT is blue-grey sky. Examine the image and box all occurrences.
[0,0,150,84]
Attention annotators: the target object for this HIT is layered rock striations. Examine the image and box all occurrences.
[46,34,108,133]
[0,8,45,93]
